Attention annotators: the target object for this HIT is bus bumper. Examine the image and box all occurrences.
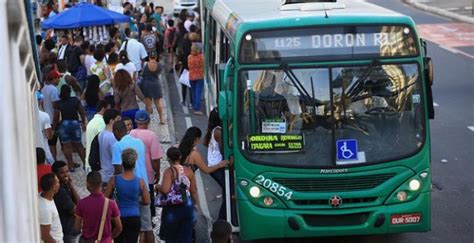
[238,191,431,240]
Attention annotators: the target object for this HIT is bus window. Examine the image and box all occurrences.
[238,63,424,167]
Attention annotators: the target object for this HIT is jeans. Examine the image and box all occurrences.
[159,199,195,243]
[210,168,227,220]
[190,79,204,111]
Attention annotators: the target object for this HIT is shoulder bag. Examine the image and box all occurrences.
[79,198,110,243]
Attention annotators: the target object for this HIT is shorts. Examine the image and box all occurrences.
[140,204,153,231]
[58,120,82,144]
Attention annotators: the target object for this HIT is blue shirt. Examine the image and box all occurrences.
[115,175,141,217]
[99,130,117,183]
[112,135,149,186]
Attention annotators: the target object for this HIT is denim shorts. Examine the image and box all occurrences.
[58,120,82,144]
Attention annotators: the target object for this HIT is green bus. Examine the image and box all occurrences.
[200,0,435,240]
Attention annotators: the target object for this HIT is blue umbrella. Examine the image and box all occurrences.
[42,3,129,29]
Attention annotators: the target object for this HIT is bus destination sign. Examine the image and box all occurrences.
[240,25,418,62]
[247,134,305,152]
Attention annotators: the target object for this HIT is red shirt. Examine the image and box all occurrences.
[75,192,120,242]
[188,53,204,81]
[37,164,52,192]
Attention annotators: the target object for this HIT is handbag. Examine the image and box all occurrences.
[155,166,189,207]
[178,69,191,88]
[79,198,110,243]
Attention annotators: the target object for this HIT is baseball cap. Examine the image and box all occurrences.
[135,110,150,124]
[48,70,61,80]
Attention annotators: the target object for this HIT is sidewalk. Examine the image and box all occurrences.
[404,0,474,24]
[66,63,176,242]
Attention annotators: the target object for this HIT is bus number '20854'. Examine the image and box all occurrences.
[255,175,293,200]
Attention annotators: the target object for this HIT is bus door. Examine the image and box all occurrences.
[218,58,240,228]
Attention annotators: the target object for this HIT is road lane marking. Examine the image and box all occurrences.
[185,117,192,128]
[439,45,474,59]
[468,126,474,132]
[173,71,211,220]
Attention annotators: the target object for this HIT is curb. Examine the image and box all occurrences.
[160,61,177,146]
[404,0,474,24]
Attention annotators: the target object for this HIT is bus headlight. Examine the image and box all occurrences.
[249,186,261,198]
[409,179,421,191]
[385,170,429,205]
[397,191,407,201]
[263,196,274,206]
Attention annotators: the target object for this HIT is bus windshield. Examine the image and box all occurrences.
[238,63,425,167]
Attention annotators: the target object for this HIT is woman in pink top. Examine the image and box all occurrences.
[187,44,204,115]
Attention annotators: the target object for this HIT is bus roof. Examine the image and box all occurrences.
[208,0,411,38]
[212,0,401,22]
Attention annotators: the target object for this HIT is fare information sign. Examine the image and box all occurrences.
[240,25,418,62]
[247,134,305,152]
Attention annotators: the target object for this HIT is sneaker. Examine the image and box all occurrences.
[181,101,186,106]
[194,111,204,115]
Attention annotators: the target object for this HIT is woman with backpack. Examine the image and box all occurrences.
[157,147,198,243]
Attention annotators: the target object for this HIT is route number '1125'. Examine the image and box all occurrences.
[274,37,301,49]
[254,175,293,200]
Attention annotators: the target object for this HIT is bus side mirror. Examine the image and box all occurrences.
[424,57,435,119]
[425,57,433,86]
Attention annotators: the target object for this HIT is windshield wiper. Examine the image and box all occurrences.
[346,59,381,101]
[280,64,313,105]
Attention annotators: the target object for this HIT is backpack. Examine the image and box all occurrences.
[88,133,101,171]
[142,34,157,51]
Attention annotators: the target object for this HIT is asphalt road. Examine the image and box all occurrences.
[164,0,474,242]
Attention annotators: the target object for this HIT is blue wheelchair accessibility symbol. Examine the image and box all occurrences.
[336,139,358,161]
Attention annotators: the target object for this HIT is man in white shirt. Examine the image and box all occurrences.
[41,70,61,161]
[119,28,148,72]
[39,173,63,243]
[36,91,54,164]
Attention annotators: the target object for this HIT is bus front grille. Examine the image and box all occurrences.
[273,173,395,192]
[293,197,377,206]
[302,213,370,226]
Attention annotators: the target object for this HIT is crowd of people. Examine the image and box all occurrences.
[35,1,231,243]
